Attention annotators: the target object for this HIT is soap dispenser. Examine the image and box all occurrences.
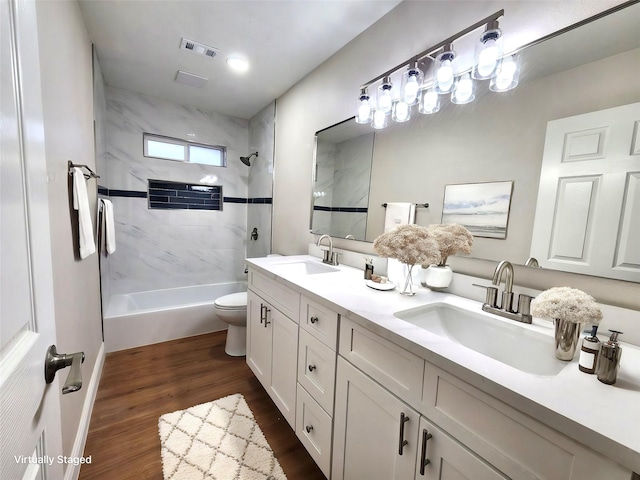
[595,330,623,385]
[578,326,600,374]
[364,258,374,280]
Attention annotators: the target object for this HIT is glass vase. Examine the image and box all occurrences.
[554,318,582,360]
[400,264,417,296]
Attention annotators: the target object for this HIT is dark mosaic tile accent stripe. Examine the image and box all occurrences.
[98,185,109,196]
[110,189,148,198]
[313,206,368,213]
[248,197,273,204]
[148,180,221,211]
[223,197,247,204]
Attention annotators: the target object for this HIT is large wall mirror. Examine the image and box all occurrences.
[311,2,640,282]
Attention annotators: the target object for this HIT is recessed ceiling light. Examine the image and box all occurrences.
[226,56,249,73]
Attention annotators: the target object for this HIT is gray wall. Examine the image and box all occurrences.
[272,0,640,310]
[36,0,104,471]
[105,86,250,295]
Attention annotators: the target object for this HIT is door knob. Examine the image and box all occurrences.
[44,345,85,394]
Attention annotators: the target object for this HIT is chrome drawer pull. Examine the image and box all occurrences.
[419,429,433,475]
[310,316,319,324]
[398,412,409,455]
[306,425,314,433]
[308,364,316,372]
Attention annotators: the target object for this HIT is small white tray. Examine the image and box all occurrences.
[366,280,395,291]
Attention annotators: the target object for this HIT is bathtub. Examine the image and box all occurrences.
[104,282,246,352]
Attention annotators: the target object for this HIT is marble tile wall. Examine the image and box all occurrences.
[105,86,250,294]
[247,101,275,258]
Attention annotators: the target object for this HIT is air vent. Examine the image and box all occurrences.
[180,38,219,59]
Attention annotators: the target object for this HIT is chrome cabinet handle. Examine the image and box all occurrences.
[398,412,409,455]
[306,425,313,433]
[308,364,316,372]
[310,316,319,324]
[44,345,85,394]
[419,429,433,475]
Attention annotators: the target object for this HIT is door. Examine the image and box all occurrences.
[1,0,63,478]
[415,417,507,480]
[530,102,640,281]
[332,357,419,480]
[269,307,298,428]
[246,290,271,386]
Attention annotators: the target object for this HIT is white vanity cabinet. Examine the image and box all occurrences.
[247,272,300,428]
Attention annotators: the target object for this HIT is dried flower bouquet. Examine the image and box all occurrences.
[531,287,603,324]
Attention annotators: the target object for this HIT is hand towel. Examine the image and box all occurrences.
[101,198,116,254]
[72,167,96,259]
[383,202,416,232]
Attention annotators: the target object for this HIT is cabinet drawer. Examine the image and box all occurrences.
[339,318,424,408]
[296,383,332,478]
[248,269,300,322]
[422,363,630,480]
[300,296,339,349]
[298,329,336,414]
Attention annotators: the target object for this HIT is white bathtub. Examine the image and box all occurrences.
[104,282,246,352]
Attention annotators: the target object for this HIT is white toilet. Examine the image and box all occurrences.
[213,291,248,356]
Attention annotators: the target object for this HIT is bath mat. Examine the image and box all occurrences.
[158,393,286,480]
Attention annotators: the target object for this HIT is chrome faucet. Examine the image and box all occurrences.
[316,234,339,266]
[524,257,540,268]
[474,260,533,324]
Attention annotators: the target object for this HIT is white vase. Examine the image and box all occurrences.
[422,265,453,289]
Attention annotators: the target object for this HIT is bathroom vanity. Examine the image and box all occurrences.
[245,255,639,479]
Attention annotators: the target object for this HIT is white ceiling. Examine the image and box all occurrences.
[79,0,402,120]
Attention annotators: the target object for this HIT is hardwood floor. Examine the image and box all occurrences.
[80,331,325,480]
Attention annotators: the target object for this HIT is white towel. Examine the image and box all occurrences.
[72,167,96,259]
[383,202,416,232]
[101,198,116,254]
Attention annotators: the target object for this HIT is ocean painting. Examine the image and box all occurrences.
[441,181,513,239]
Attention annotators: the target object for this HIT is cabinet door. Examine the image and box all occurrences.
[332,357,419,480]
[269,307,299,428]
[415,417,507,480]
[247,290,272,387]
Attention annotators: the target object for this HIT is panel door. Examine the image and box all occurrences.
[332,357,419,480]
[415,417,507,480]
[269,308,298,428]
[531,102,640,281]
[246,290,272,387]
[0,0,63,477]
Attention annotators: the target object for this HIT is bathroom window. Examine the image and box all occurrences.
[143,133,226,167]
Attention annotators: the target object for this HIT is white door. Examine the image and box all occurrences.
[332,357,419,480]
[530,102,640,281]
[0,0,63,478]
[246,290,272,385]
[268,308,298,428]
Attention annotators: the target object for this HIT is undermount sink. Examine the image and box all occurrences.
[394,303,566,376]
[270,260,339,275]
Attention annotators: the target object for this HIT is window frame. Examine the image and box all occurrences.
[143,132,227,167]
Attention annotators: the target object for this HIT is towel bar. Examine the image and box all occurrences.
[68,160,100,179]
[382,202,429,208]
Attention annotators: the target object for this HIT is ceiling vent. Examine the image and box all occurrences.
[180,38,219,58]
[175,70,208,88]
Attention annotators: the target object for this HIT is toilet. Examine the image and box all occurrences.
[214,291,248,356]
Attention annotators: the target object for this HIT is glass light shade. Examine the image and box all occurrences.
[451,73,476,104]
[490,53,521,92]
[434,50,456,94]
[472,28,503,79]
[392,100,411,123]
[371,109,389,129]
[377,79,393,113]
[401,66,423,106]
[355,91,373,124]
[419,88,440,114]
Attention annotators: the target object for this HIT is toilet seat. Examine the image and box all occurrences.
[214,292,247,310]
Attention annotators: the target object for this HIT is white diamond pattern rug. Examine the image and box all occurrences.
[158,394,286,480]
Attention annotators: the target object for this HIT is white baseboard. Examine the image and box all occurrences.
[65,342,105,480]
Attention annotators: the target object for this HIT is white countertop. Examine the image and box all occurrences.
[246,255,640,473]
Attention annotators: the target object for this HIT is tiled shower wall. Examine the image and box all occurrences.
[247,101,275,258]
[104,86,250,295]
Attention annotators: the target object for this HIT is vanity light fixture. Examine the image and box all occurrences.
[355,87,373,124]
[354,10,520,130]
[472,20,503,80]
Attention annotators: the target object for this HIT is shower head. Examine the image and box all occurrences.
[240,152,258,166]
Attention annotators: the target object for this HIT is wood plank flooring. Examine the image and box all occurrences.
[80,331,325,480]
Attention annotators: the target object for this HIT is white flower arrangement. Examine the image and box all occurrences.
[425,223,473,266]
[373,224,440,266]
[530,287,603,324]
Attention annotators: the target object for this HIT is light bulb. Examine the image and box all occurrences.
[357,99,372,123]
[379,89,392,113]
[436,59,454,92]
[491,54,520,92]
[452,74,475,104]
[372,110,388,129]
[419,89,440,114]
[393,101,410,122]
[477,39,499,77]
[403,75,419,104]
